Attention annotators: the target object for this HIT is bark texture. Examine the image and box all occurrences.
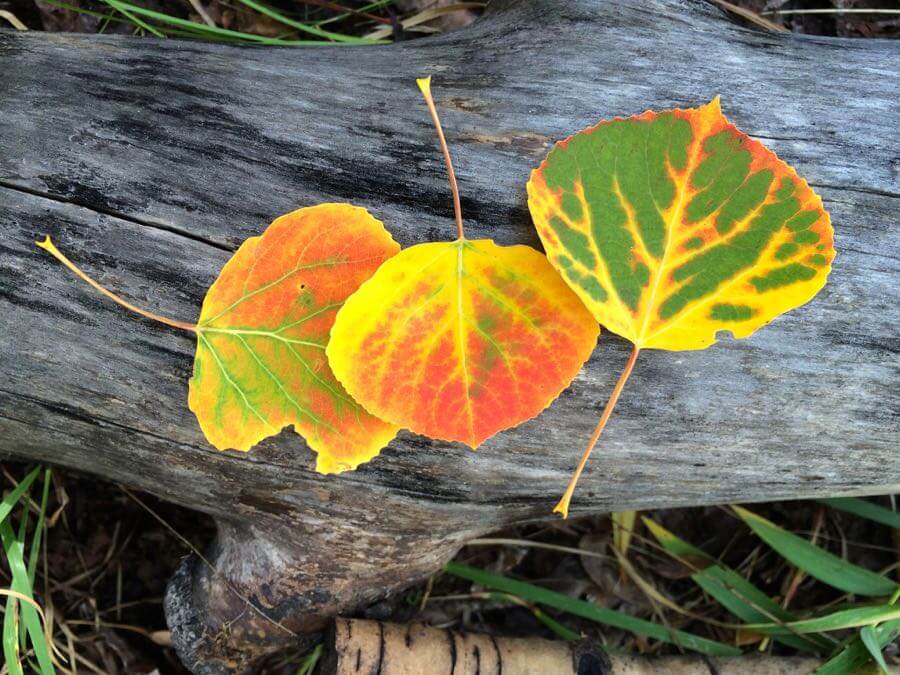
[325,619,879,675]
[0,0,898,672]
[325,619,603,675]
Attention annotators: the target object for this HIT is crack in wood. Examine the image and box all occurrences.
[0,180,233,252]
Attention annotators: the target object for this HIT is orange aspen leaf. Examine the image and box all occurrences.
[188,204,400,472]
[528,98,835,517]
[38,203,401,473]
[326,77,600,448]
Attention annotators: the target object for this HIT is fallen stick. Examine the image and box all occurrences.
[325,618,601,674]
[325,619,887,674]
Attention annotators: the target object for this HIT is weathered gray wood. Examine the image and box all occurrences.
[1,0,898,672]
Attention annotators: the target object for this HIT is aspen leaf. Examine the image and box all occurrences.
[327,238,600,447]
[528,98,834,351]
[527,98,835,516]
[326,77,600,448]
[38,204,400,474]
[188,203,400,473]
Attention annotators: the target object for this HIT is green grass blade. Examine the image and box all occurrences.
[296,643,322,675]
[16,496,29,653]
[229,0,380,43]
[643,517,830,653]
[3,594,24,675]
[819,498,900,530]
[814,618,900,674]
[859,625,889,674]
[744,604,900,635]
[1,467,38,656]
[0,467,41,525]
[0,521,55,674]
[102,0,166,37]
[35,0,127,24]
[733,506,897,597]
[486,592,581,641]
[27,469,51,586]
[445,561,741,656]
[89,0,386,44]
[528,607,581,642]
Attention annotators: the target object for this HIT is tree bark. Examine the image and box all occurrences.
[0,0,897,672]
[324,619,602,675]
[325,619,879,675]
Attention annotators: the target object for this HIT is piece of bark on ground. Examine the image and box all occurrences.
[325,619,877,675]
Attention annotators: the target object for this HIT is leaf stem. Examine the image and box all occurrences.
[417,76,465,240]
[554,343,641,519]
[36,236,197,333]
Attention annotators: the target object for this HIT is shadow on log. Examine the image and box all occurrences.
[1,0,898,672]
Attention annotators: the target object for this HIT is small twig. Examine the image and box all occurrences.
[185,0,216,27]
[98,597,162,615]
[782,506,825,610]
[418,574,435,611]
[62,619,163,640]
[465,538,614,561]
[762,8,900,15]
[298,0,391,25]
[0,10,27,30]
[707,0,788,32]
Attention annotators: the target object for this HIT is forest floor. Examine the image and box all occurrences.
[1,464,897,673]
[2,0,898,39]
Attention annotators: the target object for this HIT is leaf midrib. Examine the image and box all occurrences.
[635,114,710,347]
[456,241,476,443]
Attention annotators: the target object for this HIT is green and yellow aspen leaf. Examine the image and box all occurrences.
[527,99,835,516]
[528,98,833,351]
[38,203,401,474]
[327,77,600,448]
[189,204,400,472]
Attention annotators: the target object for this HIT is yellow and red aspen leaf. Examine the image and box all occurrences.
[326,77,600,448]
[188,203,400,473]
[528,98,835,516]
[327,238,599,447]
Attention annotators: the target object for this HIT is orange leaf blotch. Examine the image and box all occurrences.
[188,203,401,473]
[327,239,600,448]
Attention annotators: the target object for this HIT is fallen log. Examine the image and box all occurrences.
[0,0,897,672]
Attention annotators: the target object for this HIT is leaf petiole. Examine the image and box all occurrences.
[555,343,641,518]
[36,236,197,332]
[417,76,465,240]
